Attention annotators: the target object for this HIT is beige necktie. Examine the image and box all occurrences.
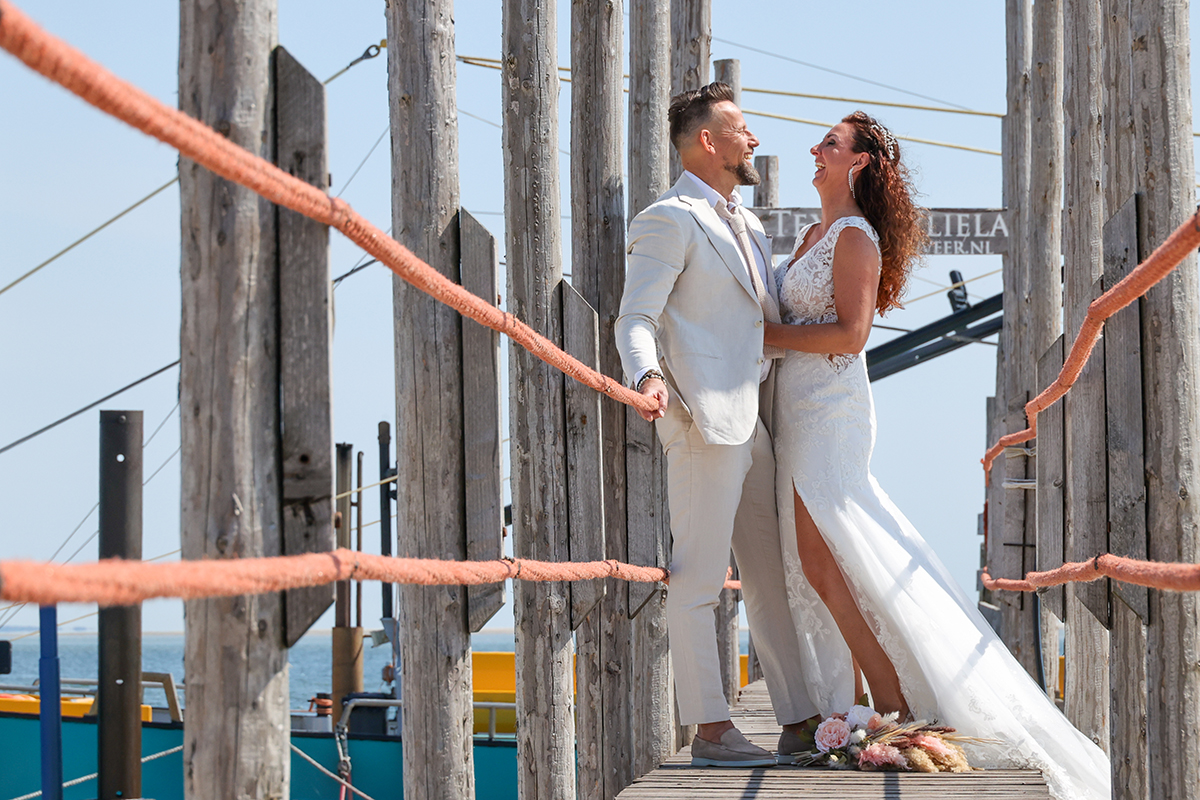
[715,202,785,360]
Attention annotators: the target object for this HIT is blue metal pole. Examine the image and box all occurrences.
[39,604,63,800]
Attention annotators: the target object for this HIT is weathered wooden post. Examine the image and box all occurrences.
[1028,0,1064,699]
[180,1,289,795]
[569,1,632,797]
[503,0,574,797]
[627,0,676,773]
[996,0,1040,679]
[1061,0,1110,752]
[1097,6,1148,796]
[1128,3,1200,794]
[669,0,710,183]
[753,156,779,211]
[385,0,475,796]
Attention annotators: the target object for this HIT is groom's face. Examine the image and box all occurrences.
[710,102,761,186]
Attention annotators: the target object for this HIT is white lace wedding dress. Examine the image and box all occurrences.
[772,216,1110,800]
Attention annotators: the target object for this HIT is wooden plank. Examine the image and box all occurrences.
[749,208,1010,256]
[1110,598,1148,800]
[461,210,506,632]
[275,44,335,647]
[615,681,1052,799]
[385,1,474,797]
[668,0,710,183]
[564,285,607,628]
[1035,336,1065,621]
[179,2,289,796]
[1128,1,1200,794]
[502,0,576,797]
[1102,195,1148,622]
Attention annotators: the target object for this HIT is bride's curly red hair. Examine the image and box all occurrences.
[844,111,926,314]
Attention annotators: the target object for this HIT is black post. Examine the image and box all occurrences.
[378,422,395,620]
[98,410,143,800]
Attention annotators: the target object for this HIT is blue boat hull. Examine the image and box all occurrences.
[0,712,518,800]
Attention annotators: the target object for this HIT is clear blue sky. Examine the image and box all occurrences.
[1,1,1197,637]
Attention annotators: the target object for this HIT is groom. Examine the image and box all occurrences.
[616,82,818,766]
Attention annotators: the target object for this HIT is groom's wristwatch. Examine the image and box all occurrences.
[635,369,665,393]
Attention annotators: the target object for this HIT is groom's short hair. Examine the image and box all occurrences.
[668,82,736,152]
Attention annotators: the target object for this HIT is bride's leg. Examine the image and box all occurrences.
[792,488,910,718]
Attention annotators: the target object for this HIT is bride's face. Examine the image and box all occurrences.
[810,122,866,193]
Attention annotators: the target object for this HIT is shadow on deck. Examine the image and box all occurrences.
[615,680,1051,799]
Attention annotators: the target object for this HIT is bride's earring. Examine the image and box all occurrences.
[848,167,856,200]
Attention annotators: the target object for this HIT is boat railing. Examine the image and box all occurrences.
[337,697,517,742]
[10,672,184,722]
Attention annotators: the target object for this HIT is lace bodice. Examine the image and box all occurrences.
[775,216,880,372]
[776,215,880,326]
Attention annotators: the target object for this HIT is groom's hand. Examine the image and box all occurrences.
[637,378,668,422]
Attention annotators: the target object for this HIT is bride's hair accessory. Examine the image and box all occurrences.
[871,123,898,161]
[848,167,856,199]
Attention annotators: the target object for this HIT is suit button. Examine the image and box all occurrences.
[755,320,763,327]
[757,357,765,365]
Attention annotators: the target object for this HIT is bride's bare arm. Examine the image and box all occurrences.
[764,228,881,354]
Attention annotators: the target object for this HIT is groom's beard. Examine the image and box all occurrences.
[726,159,762,186]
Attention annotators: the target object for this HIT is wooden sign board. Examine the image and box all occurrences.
[749,207,1009,256]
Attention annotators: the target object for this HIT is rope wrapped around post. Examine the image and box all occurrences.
[0,0,656,416]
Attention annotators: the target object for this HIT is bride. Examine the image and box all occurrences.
[765,111,1110,800]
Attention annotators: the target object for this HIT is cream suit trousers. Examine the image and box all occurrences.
[657,398,819,726]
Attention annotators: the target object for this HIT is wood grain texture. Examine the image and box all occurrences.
[1035,337,1065,621]
[461,210,506,633]
[752,155,779,210]
[564,285,606,630]
[179,2,289,797]
[1128,2,1200,794]
[627,0,676,775]
[570,8,636,794]
[1102,196,1148,623]
[386,1,474,797]
[1110,598,1149,800]
[615,681,1052,799]
[275,45,335,648]
[502,0,576,797]
[668,0,710,182]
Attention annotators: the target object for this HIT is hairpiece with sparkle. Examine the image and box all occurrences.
[871,123,898,161]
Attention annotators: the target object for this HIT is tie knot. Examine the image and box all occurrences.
[717,202,745,230]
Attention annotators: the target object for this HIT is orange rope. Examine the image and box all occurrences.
[0,549,696,607]
[980,553,1200,594]
[0,1,654,415]
[980,206,1200,483]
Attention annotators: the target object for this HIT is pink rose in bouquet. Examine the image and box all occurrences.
[814,717,852,752]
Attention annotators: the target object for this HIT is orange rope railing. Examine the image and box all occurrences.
[979,206,1200,484]
[0,1,655,416]
[0,550,746,606]
[980,553,1200,594]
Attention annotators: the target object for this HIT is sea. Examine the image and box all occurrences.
[4,630,751,710]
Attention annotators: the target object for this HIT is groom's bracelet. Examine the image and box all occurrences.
[635,369,665,393]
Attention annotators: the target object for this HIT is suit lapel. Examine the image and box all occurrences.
[674,175,757,300]
[748,223,780,305]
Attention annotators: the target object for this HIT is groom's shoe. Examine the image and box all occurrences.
[775,729,810,765]
[690,728,776,768]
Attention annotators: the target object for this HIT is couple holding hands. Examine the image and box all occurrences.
[614,83,1109,800]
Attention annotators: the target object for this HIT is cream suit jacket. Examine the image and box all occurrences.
[616,173,780,446]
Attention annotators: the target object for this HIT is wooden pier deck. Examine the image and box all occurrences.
[616,680,1051,799]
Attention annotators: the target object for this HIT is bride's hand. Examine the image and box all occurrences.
[763,321,788,349]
